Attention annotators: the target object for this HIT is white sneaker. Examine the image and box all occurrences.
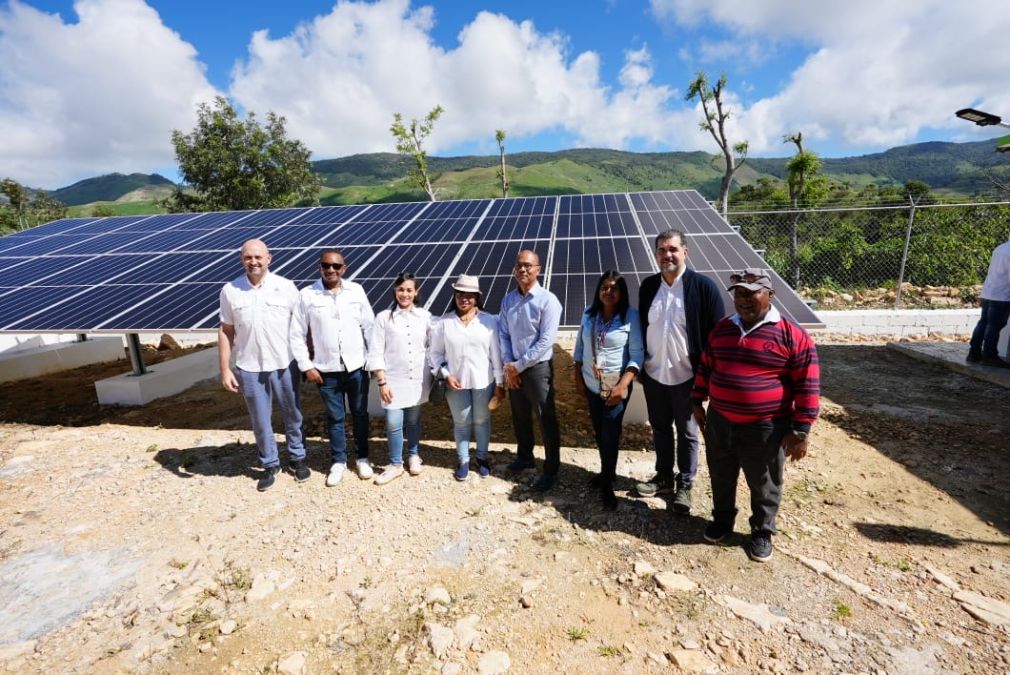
[325,462,346,487]
[356,459,374,479]
[407,454,423,476]
[374,465,404,486]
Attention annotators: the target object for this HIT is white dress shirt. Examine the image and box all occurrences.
[982,240,1010,302]
[290,279,375,373]
[219,271,299,372]
[368,305,432,409]
[644,273,694,386]
[429,311,504,390]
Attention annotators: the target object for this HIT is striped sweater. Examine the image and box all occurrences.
[691,312,820,431]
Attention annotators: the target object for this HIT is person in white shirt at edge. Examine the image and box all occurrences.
[290,249,376,486]
[367,273,432,485]
[218,239,307,492]
[429,274,506,481]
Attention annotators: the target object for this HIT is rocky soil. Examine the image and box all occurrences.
[1,339,1009,674]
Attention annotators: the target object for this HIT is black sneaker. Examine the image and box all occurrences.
[966,351,982,363]
[600,484,618,511]
[981,355,1010,369]
[747,533,774,562]
[290,459,310,483]
[508,457,535,473]
[531,472,555,492]
[672,483,693,515]
[635,471,675,497]
[257,465,281,492]
[703,521,733,544]
[587,473,604,488]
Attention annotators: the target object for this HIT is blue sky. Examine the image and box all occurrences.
[3,0,1010,188]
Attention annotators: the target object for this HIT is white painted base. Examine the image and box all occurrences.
[95,348,218,406]
[0,337,124,384]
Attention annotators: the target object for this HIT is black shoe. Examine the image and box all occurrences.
[257,465,281,492]
[477,458,492,478]
[290,459,310,483]
[966,351,982,363]
[600,484,618,511]
[588,473,604,488]
[672,483,693,515]
[508,457,536,473]
[981,356,1010,369]
[635,471,675,497]
[531,472,555,492]
[703,521,733,544]
[747,533,774,562]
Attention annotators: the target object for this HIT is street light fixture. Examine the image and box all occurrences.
[955,107,1010,152]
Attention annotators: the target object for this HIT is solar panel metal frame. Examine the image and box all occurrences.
[0,190,823,333]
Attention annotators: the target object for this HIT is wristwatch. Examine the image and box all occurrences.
[791,430,808,441]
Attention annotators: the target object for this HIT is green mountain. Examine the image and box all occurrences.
[51,173,175,206]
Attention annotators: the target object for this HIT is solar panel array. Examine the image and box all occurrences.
[0,190,821,332]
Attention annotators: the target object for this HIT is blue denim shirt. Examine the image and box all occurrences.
[498,283,563,372]
[573,307,644,394]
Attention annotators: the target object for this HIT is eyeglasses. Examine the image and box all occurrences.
[320,262,345,271]
[515,262,539,270]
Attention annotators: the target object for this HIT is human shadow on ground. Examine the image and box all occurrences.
[854,522,1010,549]
[817,344,1010,538]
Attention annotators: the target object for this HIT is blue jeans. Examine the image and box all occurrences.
[642,373,699,485]
[317,368,370,464]
[385,404,422,465]
[585,383,632,483]
[445,383,494,464]
[236,362,305,469]
[970,299,1010,358]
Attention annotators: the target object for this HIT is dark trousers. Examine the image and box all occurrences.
[586,384,632,483]
[704,408,788,535]
[317,368,370,464]
[969,299,1010,358]
[642,373,698,485]
[509,360,561,475]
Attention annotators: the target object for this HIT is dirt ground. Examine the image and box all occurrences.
[1,338,1009,674]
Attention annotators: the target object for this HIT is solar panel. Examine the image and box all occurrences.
[0,190,822,332]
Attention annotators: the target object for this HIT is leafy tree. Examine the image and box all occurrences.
[91,204,116,217]
[167,96,321,212]
[390,105,443,201]
[495,129,509,198]
[0,178,67,233]
[686,72,748,217]
[783,132,827,285]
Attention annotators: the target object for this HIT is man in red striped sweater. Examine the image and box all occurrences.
[691,268,820,562]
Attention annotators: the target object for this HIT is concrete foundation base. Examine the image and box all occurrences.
[95,348,218,406]
[0,337,124,384]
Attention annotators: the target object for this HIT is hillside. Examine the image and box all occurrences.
[51,173,175,206]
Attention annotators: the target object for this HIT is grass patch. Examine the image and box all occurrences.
[598,644,625,657]
[833,599,853,620]
[566,626,588,641]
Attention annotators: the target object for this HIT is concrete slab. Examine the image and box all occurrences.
[887,341,1010,389]
[94,347,218,406]
[0,337,124,384]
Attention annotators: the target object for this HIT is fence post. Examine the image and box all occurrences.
[895,196,918,308]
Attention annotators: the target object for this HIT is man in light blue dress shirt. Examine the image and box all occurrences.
[499,250,564,491]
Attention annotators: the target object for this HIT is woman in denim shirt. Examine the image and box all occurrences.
[573,271,645,510]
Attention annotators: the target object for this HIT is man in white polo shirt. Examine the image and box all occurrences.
[291,249,376,486]
[219,239,307,492]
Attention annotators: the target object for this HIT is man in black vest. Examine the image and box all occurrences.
[637,229,724,514]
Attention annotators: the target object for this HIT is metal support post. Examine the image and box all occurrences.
[126,333,148,376]
[895,197,918,308]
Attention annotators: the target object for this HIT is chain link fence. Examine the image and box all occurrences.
[726,201,1010,308]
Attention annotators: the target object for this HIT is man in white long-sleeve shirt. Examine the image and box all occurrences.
[291,249,376,486]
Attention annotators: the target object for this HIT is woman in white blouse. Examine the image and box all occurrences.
[368,273,432,485]
[429,274,505,481]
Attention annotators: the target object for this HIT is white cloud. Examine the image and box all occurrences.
[653,0,1010,153]
[229,0,692,159]
[0,0,219,188]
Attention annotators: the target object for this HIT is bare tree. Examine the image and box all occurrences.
[686,72,748,217]
[495,129,509,198]
[390,105,444,201]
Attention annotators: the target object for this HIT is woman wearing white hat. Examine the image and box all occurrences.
[429,274,506,480]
